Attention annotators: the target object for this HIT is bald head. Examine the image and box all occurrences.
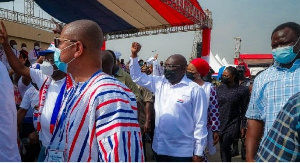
[166,54,187,67]
[62,20,103,49]
[101,50,114,75]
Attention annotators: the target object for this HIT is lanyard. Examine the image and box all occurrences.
[34,49,38,57]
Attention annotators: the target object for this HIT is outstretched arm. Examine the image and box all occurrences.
[51,18,63,34]
[129,42,160,93]
[0,21,30,78]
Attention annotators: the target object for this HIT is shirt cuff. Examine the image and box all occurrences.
[194,145,205,157]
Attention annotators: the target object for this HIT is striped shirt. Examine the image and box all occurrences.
[256,92,300,162]
[246,60,300,139]
[47,70,143,162]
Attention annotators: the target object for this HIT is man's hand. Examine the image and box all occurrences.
[192,155,205,162]
[131,42,141,58]
[19,57,27,65]
[28,131,39,145]
[51,18,63,34]
[213,131,219,146]
[34,105,39,111]
[0,21,9,45]
[154,54,158,60]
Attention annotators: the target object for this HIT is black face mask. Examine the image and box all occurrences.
[164,69,179,83]
[221,77,230,84]
[238,70,245,80]
[186,72,196,80]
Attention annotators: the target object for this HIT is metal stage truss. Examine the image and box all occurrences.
[0,8,55,31]
[0,0,212,40]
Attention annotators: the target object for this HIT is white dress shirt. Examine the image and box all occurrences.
[28,49,39,65]
[11,47,20,58]
[129,57,208,157]
[18,77,32,98]
[20,86,39,128]
[152,60,164,76]
[0,61,21,161]
[30,69,66,147]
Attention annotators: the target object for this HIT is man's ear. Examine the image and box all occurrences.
[74,41,84,58]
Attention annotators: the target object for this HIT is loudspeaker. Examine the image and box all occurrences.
[196,42,202,58]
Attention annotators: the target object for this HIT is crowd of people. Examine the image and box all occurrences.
[0,19,299,162]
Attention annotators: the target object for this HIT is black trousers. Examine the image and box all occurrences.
[154,152,192,162]
[220,132,234,162]
[19,123,40,162]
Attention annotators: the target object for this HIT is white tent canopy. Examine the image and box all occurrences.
[208,51,224,73]
[204,51,236,74]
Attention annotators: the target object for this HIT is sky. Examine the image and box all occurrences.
[1,0,300,63]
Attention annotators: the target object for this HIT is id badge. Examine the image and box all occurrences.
[45,142,67,162]
[46,149,66,162]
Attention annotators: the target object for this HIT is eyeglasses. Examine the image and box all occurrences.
[163,64,182,69]
[54,37,78,48]
[43,58,54,63]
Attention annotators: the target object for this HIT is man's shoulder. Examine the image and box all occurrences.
[185,80,205,95]
[284,92,300,110]
[92,73,131,91]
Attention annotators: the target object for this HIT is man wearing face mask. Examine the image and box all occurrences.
[129,42,208,162]
[246,22,300,162]
[19,43,30,67]
[10,39,20,58]
[28,42,40,65]
[47,20,142,162]
[0,25,66,161]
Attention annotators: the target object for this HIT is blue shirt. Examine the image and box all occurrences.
[255,92,300,162]
[246,59,300,139]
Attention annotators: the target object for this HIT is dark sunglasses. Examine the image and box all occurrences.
[164,64,182,69]
[54,37,86,48]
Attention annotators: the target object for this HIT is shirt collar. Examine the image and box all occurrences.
[274,59,300,71]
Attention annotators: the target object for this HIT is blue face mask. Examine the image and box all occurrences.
[272,37,300,64]
[54,44,76,73]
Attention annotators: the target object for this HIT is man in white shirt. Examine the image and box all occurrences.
[28,42,41,65]
[10,39,20,58]
[0,60,21,161]
[0,29,66,161]
[17,85,40,161]
[129,42,208,162]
